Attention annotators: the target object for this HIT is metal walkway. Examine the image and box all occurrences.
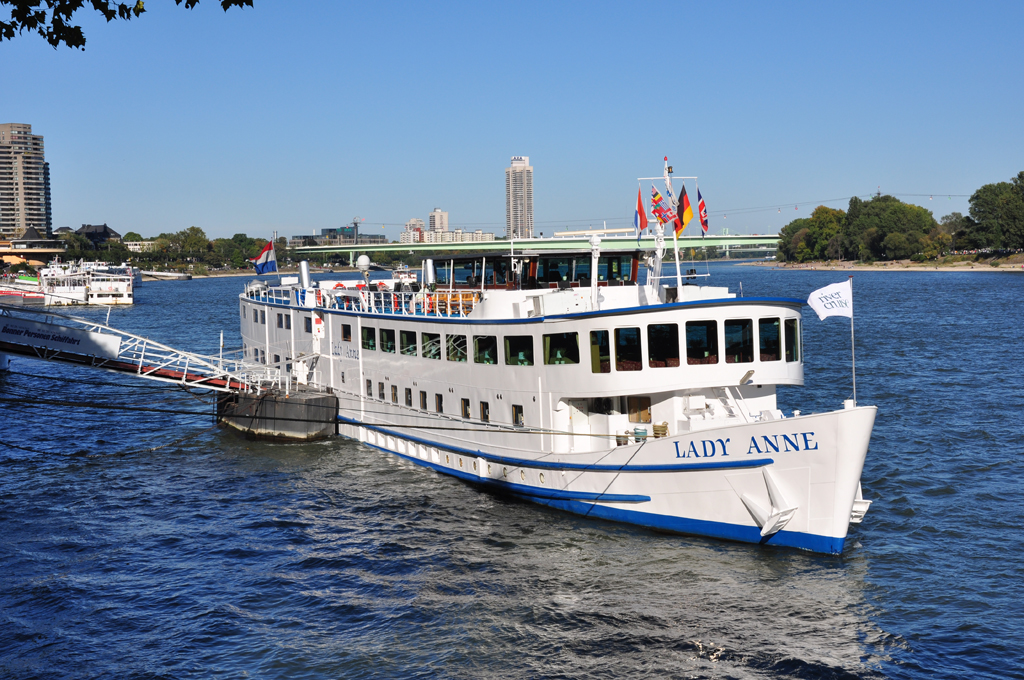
[0,304,271,393]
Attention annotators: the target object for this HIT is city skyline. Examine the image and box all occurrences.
[2,2,1021,241]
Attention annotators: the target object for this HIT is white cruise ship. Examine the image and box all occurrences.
[237,235,876,554]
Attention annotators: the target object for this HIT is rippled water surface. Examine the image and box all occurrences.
[2,266,1023,679]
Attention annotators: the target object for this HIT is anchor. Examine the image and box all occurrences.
[740,468,799,538]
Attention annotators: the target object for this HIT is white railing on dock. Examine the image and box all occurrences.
[0,304,276,394]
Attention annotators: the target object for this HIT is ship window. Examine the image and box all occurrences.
[422,332,441,359]
[725,319,754,364]
[362,327,376,350]
[273,354,280,365]
[304,316,312,334]
[759,318,781,362]
[366,379,373,397]
[590,330,610,373]
[474,335,498,364]
[242,307,246,319]
[504,336,534,366]
[380,328,396,353]
[686,321,718,364]
[342,324,351,342]
[615,328,642,371]
[435,393,443,413]
[480,401,490,422]
[588,396,621,415]
[461,398,471,418]
[512,404,524,427]
[647,324,680,368]
[260,310,266,325]
[400,330,417,355]
[379,382,385,400]
[420,390,428,410]
[285,315,291,330]
[446,334,468,362]
[543,332,579,364]
[405,388,413,407]
[627,396,652,423]
[276,313,283,329]
[598,255,633,282]
[785,319,801,362]
[391,385,398,403]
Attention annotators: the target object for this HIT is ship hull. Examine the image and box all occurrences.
[337,404,876,555]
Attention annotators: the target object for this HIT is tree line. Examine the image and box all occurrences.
[58,227,280,270]
[777,171,1024,262]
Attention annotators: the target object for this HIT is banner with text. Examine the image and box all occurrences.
[0,319,122,359]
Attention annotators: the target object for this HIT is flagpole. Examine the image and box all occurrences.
[673,229,683,291]
[850,275,856,404]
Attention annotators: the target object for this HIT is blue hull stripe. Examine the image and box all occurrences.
[338,415,773,473]
[366,442,650,503]
[360,439,846,555]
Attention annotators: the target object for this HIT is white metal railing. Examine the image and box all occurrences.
[0,304,270,393]
[243,285,482,318]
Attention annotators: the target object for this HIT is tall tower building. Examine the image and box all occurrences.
[0,123,52,239]
[428,207,449,232]
[505,156,533,239]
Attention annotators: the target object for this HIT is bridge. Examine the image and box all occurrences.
[294,233,779,259]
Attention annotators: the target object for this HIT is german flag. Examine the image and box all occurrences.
[675,183,694,237]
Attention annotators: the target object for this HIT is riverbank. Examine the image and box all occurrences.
[744,253,1024,273]
[141,267,356,282]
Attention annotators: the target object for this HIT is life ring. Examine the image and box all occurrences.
[333,282,347,290]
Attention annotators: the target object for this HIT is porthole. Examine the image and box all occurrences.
[502,467,508,478]
[487,464,492,475]
[539,472,545,484]
[459,458,463,468]
[473,461,478,471]
[445,454,450,464]
[520,470,525,481]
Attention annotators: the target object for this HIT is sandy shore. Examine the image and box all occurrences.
[743,260,1024,273]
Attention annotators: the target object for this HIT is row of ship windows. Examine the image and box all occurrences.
[242,306,801,368]
[352,318,801,371]
[363,382,655,428]
[368,382,525,426]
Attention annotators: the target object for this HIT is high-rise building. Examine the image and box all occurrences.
[428,208,449,233]
[0,123,52,240]
[401,218,425,244]
[505,156,533,239]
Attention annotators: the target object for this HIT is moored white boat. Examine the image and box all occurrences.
[235,164,876,554]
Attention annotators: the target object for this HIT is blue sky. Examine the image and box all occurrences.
[3,1,1022,240]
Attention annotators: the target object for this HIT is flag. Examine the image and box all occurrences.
[807,280,853,320]
[651,186,678,227]
[676,183,694,237]
[250,241,278,275]
[697,188,709,237]
[634,185,648,239]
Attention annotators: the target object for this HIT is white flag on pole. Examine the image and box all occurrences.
[807,280,853,320]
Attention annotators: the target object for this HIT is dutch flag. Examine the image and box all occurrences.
[251,241,278,275]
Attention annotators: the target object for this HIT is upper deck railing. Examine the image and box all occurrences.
[244,284,482,318]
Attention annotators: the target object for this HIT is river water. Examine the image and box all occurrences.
[1,265,1022,679]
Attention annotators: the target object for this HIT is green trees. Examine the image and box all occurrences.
[777,195,948,262]
[0,0,252,50]
[953,172,1024,250]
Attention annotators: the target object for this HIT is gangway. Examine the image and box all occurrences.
[0,303,271,394]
